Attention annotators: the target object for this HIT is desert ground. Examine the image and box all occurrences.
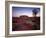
[12,15,40,31]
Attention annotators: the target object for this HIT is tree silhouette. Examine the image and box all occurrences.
[32,9,38,17]
[32,9,39,30]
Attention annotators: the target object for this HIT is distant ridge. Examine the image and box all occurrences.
[20,15,28,17]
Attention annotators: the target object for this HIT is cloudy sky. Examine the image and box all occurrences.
[12,7,40,17]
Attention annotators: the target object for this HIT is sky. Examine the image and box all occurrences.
[12,7,40,17]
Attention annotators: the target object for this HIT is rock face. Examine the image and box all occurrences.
[12,15,40,31]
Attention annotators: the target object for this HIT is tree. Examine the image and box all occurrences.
[32,8,39,30]
[32,8,38,17]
